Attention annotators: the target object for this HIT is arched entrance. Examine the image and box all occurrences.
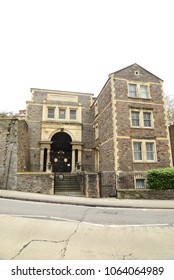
[50,132,72,172]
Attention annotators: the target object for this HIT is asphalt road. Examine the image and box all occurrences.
[0,198,174,226]
[0,198,174,260]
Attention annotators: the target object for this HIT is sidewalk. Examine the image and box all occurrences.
[1,189,174,209]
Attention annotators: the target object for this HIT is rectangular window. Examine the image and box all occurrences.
[140,85,149,99]
[133,142,142,160]
[70,109,76,120]
[143,112,151,127]
[146,142,154,161]
[59,109,66,119]
[48,108,55,119]
[129,84,137,97]
[130,110,153,128]
[131,111,140,127]
[133,140,156,162]
[128,84,150,99]
[136,179,145,189]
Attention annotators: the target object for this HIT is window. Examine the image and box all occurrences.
[136,179,145,189]
[130,110,153,128]
[70,109,76,120]
[133,140,156,162]
[140,85,149,99]
[59,109,66,119]
[143,112,151,127]
[133,142,142,160]
[131,111,140,127]
[128,83,150,99]
[146,142,154,161]
[48,108,55,119]
[129,84,137,97]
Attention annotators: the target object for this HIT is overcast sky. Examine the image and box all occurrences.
[0,0,173,113]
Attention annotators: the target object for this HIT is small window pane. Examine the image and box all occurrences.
[146,143,154,160]
[131,111,140,127]
[129,84,137,97]
[134,142,142,160]
[140,85,149,98]
[136,179,145,189]
[144,112,151,127]
[48,108,54,118]
[70,109,76,120]
[59,109,66,119]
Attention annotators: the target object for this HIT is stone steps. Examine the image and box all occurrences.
[54,173,82,195]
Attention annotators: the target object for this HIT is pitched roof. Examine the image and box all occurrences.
[109,63,163,81]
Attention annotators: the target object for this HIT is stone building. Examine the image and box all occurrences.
[169,124,174,165]
[0,64,172,197]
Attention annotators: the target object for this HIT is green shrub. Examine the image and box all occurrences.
[146,168,174,189]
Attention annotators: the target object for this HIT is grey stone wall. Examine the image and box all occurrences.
[84,173,99,198]
[91,80,116,195]
[99,171,116,197]
[17,120,30,172]
[117,189,174,200]
[0,118,18,189]
[27,104,42,171]
[17,173,53,194]
[79,95,94,171]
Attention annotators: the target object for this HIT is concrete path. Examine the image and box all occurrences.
[1,189,174,209]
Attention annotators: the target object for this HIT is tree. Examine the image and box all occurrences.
[165,95,174,125]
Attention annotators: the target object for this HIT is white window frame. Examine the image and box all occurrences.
[47,107,55,119]
[134,176,146,189]
[130,109,153,128]
[59,108,66,120]
[128,83,150,99]
[132,139,157,162]
[70,109,77,120]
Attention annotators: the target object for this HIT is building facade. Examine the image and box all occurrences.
[0,64,172,197]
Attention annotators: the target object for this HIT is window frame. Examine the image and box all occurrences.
[47,107,55,119]
[132,139,157,162]
[70,109,77,120]
[128,83,150,99]
[135,178,146,189]
[59,108,66,120]
[130,109,153,128]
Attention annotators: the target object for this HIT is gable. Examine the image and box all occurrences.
[110,63,163,83]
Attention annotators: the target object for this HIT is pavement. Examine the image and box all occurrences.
[1,189,174,209]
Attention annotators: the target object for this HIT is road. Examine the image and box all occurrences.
[0,198,174,260]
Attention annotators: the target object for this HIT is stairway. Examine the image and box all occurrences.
[54,173,83,196]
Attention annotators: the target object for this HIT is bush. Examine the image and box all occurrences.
[146,168,174,189]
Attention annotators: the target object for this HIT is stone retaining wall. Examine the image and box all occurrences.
[117,189,174,200]
[17,173,53,194]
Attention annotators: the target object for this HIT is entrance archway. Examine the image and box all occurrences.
[50,132,72,172]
